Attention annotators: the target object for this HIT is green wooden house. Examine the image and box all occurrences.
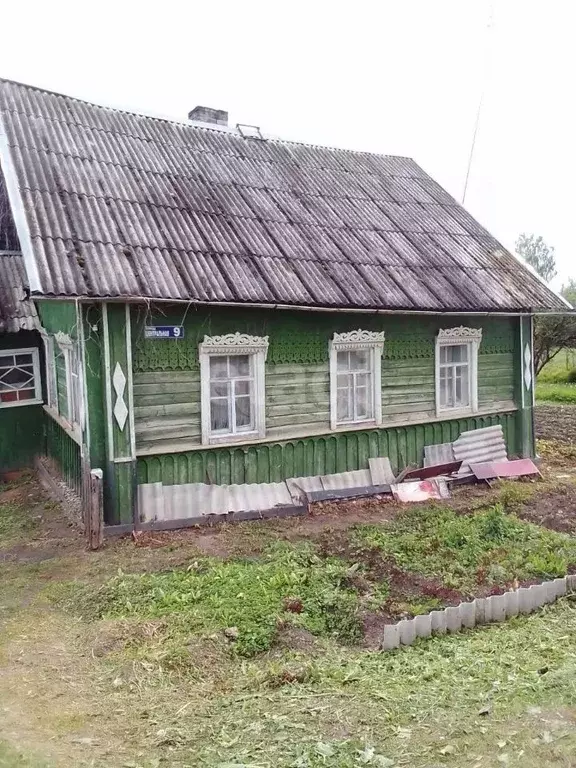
[0,78,567,527]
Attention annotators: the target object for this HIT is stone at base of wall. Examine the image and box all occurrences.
[380,575,576,651]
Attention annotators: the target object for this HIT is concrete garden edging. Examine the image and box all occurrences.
[381,574,576,650]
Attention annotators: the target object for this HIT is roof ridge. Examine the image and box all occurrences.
[0,76,416,163]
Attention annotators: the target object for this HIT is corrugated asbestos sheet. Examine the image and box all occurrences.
[452,425,508,472]
[140,466,386,522]
[0,78,567,312]
[0,251,37,332]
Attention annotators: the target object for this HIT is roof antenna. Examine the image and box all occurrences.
[462,3,495,205]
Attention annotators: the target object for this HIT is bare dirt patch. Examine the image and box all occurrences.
[518,484,576,535]
[536,403,576,444]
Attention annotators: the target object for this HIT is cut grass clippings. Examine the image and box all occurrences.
[0,502,40,545]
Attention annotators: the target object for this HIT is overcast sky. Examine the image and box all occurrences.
[3,0,573,286]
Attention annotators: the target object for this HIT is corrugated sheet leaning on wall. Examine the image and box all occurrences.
[137,411,520,487]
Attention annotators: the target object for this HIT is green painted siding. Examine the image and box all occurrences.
[37,300,79,427]
[132,305,518,454]
[0,330,44,471]
[44,416,82,496]
[0,402,44,471]
[137,410,520,486]
[37,300,78,336]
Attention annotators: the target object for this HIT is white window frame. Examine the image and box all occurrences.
[0,347,42,408]
[435,327,482,416]
[40,329,58,412]
[199,333,269,445]
[329,330,385,430]
[55,331,85,431]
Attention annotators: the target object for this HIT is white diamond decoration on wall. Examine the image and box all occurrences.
[524,343,532,392]
[112,362,128,430]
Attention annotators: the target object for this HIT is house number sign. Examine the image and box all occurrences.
[144,326,185,339]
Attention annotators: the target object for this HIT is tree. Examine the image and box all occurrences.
[516,233,557,283]
[517,236,576,373]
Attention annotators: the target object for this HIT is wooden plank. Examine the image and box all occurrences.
[133,380,200,396]
[134,402,201,419]
[134,391,200,407]
[266,412,330,429]
[134,370,201,384]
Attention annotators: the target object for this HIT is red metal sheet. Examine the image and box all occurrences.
[470,459,540,481]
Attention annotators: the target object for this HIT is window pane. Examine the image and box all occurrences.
[0,367,34,388]
[337,388,350,420]
[15,353,33,366]
[444,344,467,363]
[235,395,252,428]
[349,350,369,370]
[210,357,228,379]
[441,367,453,407]
[210,382,228,398]
[337,373,351,389]
[336,351,349,371]
[234,379,251,396]
[229,355,250,376]
[355,386,368,419]
[210,399,229,431]
[455,366,470,406]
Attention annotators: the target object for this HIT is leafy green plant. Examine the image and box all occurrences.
[60,542,363,657]
[353,504,576,593]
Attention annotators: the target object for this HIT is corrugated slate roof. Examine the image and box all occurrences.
[0,251,38,332]
[0,78,566,312]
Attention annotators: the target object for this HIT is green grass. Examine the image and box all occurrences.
[536,381,576,403]
[0,503,39,545]
[3,489,576,767]
[53,503,576,665]
[354,503,576,593]
[538,348,576,383]
[536,349,576,401]
[61,542,364,657]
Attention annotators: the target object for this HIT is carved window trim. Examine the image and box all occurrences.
[435,327,482,416]
[329,330,385,430]
[39,329,58,412]
[55,332,84,432]
[199,333,269,445]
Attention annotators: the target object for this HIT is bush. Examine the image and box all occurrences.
[567,368,576,383]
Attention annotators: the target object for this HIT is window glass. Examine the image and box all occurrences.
[439,343,471,409]
[336,349,374,423]
[209,354,254,435]
[0,350,40,405]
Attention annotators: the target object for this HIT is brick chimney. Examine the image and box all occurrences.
[188,106,228,126]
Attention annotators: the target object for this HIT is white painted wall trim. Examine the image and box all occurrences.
[43,405,82,446]
[125,303,136,459]
[39,328,58,412]
[329,330,384,431]
[102,303,115,461]
[0,118,41,293]
[435,327,482,417]
[199,333,269,445]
